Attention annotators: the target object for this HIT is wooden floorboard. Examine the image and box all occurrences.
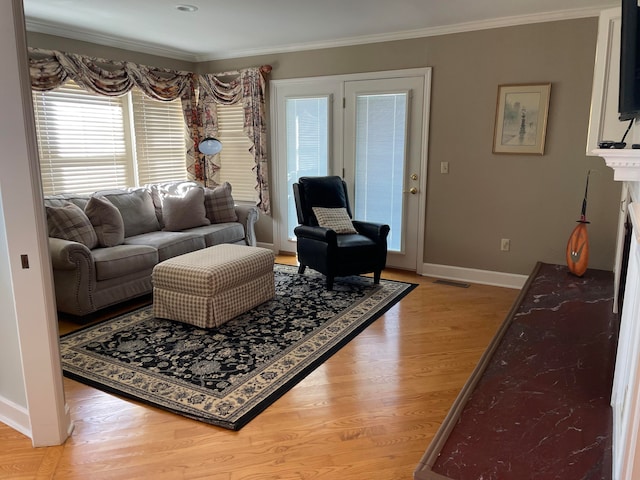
[1,256,519,480]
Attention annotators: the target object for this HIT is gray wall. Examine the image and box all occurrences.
[28,18,622,275]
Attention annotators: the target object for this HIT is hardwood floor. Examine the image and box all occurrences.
[1,256,519,480]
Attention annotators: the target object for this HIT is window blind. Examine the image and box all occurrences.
[130,89,187,186]
[32,81,133,195]
[216,103,256,202]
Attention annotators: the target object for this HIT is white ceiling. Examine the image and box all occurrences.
[23,0,618,62]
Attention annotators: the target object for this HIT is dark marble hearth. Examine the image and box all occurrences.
[415,263,618,480]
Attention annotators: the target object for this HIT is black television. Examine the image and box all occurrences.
[619,0,640,121]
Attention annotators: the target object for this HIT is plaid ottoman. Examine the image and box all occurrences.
[152,244,275,328]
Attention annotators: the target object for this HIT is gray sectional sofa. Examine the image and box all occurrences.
[44,181,259,316]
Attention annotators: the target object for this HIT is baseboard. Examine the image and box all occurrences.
[422,263,527,289]
[0,394,31,439]
[256,242,275,250]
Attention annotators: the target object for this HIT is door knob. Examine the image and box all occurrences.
[406,187,417,194]
[410,173,418,181]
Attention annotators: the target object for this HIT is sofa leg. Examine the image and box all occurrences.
[298,264,306,274]
[373,270,381,284]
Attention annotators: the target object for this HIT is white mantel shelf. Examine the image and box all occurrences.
[593,148,640,181]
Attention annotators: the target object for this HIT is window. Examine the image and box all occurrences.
[32,81,187,195]
[215,103,256,202]
[130,89,188,186]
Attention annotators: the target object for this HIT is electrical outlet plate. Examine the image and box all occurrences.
[440,161,449,174]
[500,238,510,251]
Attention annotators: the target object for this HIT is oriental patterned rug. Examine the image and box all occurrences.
[59,264,416,430]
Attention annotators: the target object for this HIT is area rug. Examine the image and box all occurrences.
[59,264,416,430]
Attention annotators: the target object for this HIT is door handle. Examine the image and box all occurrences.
[403,187,418,194]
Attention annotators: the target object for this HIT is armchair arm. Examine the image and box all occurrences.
[352,220,390,241]
[294,225,337,243]
[234,204,259,246]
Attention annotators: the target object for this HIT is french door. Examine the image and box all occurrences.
[271,69,430,271]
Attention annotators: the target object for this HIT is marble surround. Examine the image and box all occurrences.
[414,262,617,480]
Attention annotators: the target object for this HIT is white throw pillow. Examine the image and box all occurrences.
[312,207,357,234]
[161,187,211,231]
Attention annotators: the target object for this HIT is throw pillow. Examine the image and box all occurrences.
[46,202,98,249]
[103,189,160,237]
[312,207,358,234]
[84,196,125,247]
[161,187,211,231]
[204,182,238,224]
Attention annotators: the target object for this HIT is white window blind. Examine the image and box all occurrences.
[216,103,256,202]
[32,81,133,195]
[130,89,187,186]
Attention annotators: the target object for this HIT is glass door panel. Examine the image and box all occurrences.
[354,93,408,252]
[285,97,329,241]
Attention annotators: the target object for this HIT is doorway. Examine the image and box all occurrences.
[271,68,431,272]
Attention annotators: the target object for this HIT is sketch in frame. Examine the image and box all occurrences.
[493,83,551,155]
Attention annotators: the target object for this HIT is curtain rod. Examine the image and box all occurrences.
[211,65,272,77]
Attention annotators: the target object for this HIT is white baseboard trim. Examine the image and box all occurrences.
[0,394,31,439]
[422,263,527,289]
[256,242,275,250]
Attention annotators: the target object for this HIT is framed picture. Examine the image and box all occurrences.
[493,83,551,155]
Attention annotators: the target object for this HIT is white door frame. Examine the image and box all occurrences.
[270,68,431,274]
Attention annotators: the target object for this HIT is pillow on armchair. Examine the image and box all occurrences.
[312,207,358,234]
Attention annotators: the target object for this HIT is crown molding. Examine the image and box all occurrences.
[194,5,612,61]
[26,4,614,63]
[25,19,198,62]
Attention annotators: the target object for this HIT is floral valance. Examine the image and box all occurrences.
[28,48,194,101]
[196,66,272,214]
[27,48,271,214]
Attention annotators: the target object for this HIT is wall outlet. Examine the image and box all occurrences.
[500,238,510,251]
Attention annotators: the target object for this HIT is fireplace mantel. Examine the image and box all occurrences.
[594,148,640,182]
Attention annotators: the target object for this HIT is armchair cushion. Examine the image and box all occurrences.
[46,202,98,249]
[312,207,357,234]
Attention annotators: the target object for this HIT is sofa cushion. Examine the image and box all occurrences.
[187,223,246,247]
[204,182,238,224]
[161,187,210,231]
[85,196,125,247]
[92,244,158,281]
[125,231,206,262]
[103,189,159,237]
[312,207,357,234]
[46,202,98,249]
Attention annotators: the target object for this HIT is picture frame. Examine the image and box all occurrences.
[493,83,551,155]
